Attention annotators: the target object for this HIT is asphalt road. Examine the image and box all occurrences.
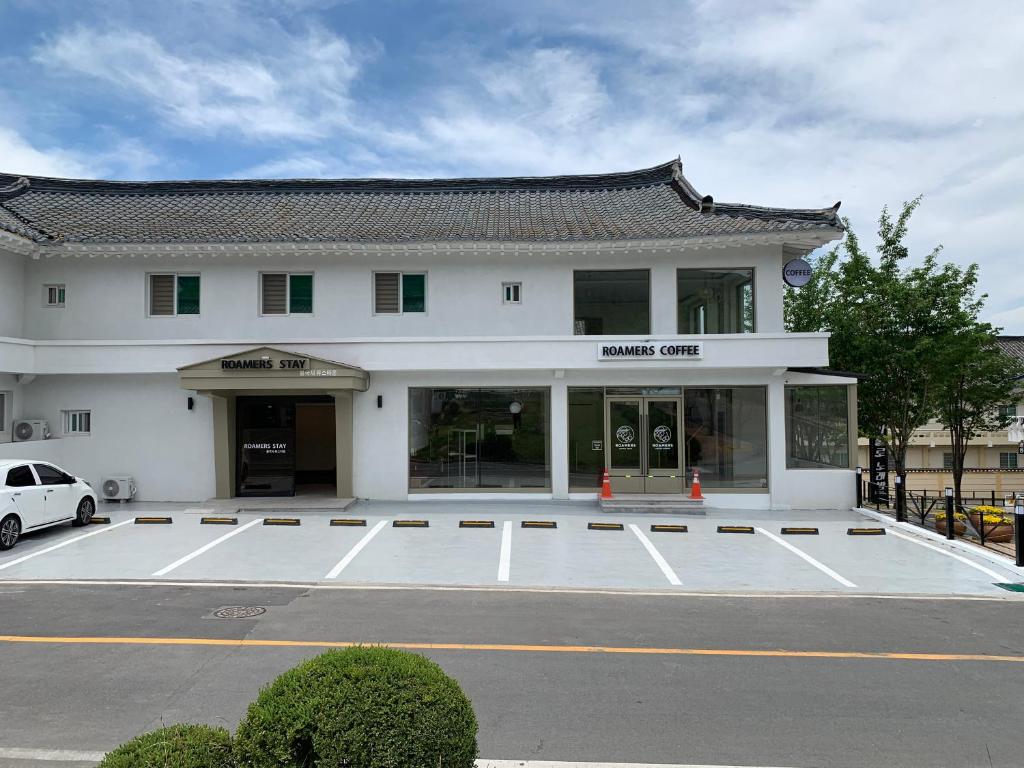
[2,583,1024,768]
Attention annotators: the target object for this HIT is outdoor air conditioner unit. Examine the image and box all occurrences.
[13,419,50,442]
[101,476,136,502]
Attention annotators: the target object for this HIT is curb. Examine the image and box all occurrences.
[855,507,1024,577]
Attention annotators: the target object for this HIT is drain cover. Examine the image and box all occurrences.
[213,606,267,619]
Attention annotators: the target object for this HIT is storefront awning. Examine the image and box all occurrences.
[178,346,369,393]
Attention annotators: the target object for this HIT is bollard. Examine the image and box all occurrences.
[856,467,863,508]
[1015,494,1024,568]
[895,475,906,523]
[944,487,955,541]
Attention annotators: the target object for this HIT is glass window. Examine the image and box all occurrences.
[63,410,91,435]
[943,452,954,470]
[149,274,199,316]
[176,275,200,315]
[401,273,426,313]
[684,388,768,487]
[677,269,754,334]
[502,282,522,304]
[33,464,66,484]
[568,388,605,489]
[573,270,650,335]
[409,388,550,490]
[289,274,313,314]
[5,465,36,487]
[1001,452,1019,470]
[785,386,851,469]
[999,404,1018,419]
[44,284,66,307]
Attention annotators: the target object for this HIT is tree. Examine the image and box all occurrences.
[786,198,985,483]
[934,327,1024,511]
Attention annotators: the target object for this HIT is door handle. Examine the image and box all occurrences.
[12,492,20,496]
[45,489,54,494]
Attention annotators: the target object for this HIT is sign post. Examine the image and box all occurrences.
[944,487,955,541]
[868,439,889,506]
[1014,493,1024,568]
[895,474,906,523]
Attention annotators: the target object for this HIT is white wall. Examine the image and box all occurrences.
[10,374,215,501]
[0,248,25,337]
[21,244,787,341]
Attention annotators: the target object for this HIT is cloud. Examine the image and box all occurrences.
[35,26,361,141]
[0,126,94,177]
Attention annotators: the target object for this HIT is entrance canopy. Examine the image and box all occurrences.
[178,346,369,394]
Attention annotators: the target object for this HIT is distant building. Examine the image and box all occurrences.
[857,336,1024,495]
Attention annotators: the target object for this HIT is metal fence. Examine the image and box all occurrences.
[856,468,1024,566]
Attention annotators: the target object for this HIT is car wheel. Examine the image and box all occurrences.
[0,514,20,551]
[72,497,95,527]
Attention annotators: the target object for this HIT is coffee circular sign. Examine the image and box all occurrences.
[783,258,813,288]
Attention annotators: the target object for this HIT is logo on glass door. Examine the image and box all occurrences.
[653,425,672,444]
[615,425,636,447]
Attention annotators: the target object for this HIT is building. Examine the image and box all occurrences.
[0,160,857,509]
[856,336,1024,495]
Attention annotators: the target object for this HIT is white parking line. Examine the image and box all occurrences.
[756,527,857,588]
[152,519,262,577]
[888,528,1007,582]
[629,524,682,586]
[498,521,512,582]
[0,519,134,572]
[324,519,388,579]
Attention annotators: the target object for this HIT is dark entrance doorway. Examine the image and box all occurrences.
[236,395,336,497]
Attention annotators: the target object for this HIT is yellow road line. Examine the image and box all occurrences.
[0,634,1022,663]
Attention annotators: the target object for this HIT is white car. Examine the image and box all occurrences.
[0,460,98,551]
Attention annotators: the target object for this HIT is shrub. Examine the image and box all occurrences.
[99,724,234,768]
[235,647,477,768]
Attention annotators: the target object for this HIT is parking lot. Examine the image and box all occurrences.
[0,501,1020,596]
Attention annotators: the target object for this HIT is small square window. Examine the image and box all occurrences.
[374,272,426,314]
[44,284,66,307]
[502,282,522,304]
[62,410,91,436]
[942,452,954,470]
[1000,452,1019,470]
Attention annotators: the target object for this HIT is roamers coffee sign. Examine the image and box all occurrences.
[597,341,703,361]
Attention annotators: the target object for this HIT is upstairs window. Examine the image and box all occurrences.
[502,282,522,305]
[677,268,754,334]
[261,273,313,315]
[374,272,426,314]
[44,284,66,307]
[573,269,650,335]
[943,452,954,470]
[149,274,200,316]
[1000,452,1019,470]
[998,404,1018,419]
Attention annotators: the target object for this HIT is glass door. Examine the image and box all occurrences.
[644,399,683,493]
[607,398,644,493]
[605,397,683,494]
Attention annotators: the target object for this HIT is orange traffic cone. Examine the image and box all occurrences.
[688,468,705,500]
[601,468,614,500]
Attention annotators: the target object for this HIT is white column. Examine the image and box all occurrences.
[650,262,677,334]
[550,376,569,499]
[767,377,790,510]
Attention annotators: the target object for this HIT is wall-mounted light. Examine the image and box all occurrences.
[187,396,194,411]
[509,401,522,414]
[377,395,383,409]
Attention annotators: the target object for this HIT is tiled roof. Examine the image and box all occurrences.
[998,336,1024,364]
[0,160,843,246]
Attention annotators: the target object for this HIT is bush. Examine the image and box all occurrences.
[99,724,234,768]
[234,647,477,768]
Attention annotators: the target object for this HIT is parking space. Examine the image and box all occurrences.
[0,501,1019,596]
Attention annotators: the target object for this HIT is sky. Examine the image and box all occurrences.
[1,0,1021,332]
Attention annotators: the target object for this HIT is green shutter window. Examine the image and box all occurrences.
[402,273,426,313]
[289,274,313,314]
[176,275,200,315]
